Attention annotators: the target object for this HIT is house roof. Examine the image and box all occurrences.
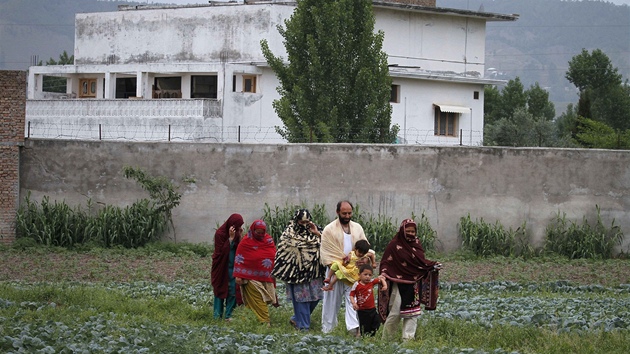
[118,1,519,22]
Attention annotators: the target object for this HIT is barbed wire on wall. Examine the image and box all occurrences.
[25,121,484,146]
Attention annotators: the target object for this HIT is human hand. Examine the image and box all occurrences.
[235,277,243,285]
[434,263,443,270]
[352,303,359,311]
[229,226,236,241]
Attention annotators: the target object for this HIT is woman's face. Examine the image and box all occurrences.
[404,225,417,239]
[253,228,265,239]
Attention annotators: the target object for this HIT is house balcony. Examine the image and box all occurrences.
[25,98,224,142]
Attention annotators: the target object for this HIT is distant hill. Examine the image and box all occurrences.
[439,0,630,112]
[1,0,628,115]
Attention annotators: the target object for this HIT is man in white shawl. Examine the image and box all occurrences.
[320,200,367,336]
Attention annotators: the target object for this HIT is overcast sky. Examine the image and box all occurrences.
[158,0,630,6]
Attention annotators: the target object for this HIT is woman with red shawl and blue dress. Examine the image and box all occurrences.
[210,213,245,321]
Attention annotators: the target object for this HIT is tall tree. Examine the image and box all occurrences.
[566,49,622,92]
[497,77,527,121]
[526,83,555,122]
[260,0,396,143]
[565,49,627,128]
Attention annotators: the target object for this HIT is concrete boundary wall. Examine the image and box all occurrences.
[19,139,630,252]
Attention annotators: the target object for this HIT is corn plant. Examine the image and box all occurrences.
[458,214,527,257]
[92,200,166,248]
[15,193,92,247]
[544,205,624,259]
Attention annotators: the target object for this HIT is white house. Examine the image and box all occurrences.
[26,0,517,145]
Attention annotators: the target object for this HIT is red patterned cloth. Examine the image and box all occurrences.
[378,218,439,320]
[234,220,277,283]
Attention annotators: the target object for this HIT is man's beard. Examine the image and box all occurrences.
[339,217,351,225]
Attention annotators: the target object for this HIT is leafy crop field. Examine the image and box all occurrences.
[1,247,629,353]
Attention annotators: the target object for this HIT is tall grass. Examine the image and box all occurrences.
[544,205,624,259]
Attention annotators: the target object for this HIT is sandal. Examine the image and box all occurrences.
[289,319,298,330]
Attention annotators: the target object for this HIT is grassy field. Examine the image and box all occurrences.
[1,245,629,353]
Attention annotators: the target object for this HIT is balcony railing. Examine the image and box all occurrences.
[25,98,225,142]
[26,98,222,119]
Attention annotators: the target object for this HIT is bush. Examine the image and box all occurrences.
[458,214,529,257]
[544,205,624,259]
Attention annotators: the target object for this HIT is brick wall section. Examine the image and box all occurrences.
[0,71,26,244]
[385,0,436,7]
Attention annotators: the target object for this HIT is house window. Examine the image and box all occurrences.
[79,78,97,98]
[191,75,218,98]
[153,77,182,98]
[390,85,400,103]
[473,91,480,100]
[243,75,257,93]
[115,78,137,98]
[232,75,237,92]
[434,107,459,137]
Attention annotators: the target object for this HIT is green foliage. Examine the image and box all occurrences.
[484,79,559,147]
[574,117,630,149]
[15,168,181,249]
[90,200,166,248]
[458,214,530,257]
[1,279,629,353]
[15,194,165,249]
[123,166,181,241]
[260,202,329,243]
[484,107,556,147]
[544,206,624,259]
[565,49,630,132]
[15,193,92,247]
[526,82,556,121]
[566,49,622,92]
[260,0,397,143]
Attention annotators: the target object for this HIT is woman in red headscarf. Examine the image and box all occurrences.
[378,218,442,341]
[211,213,244,321]
[234,219,278,326]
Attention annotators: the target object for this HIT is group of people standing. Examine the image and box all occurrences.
[210,200,442,341]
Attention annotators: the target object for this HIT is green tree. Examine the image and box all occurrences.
[566,49,622,92]
[497,77,527,121]
[483,85,501,126]
[484,78,557,147]
[565,49,629,130]
[260,0,396,143]
[526,82,555,121]
[574,117,630,149]
[485,107,555,147]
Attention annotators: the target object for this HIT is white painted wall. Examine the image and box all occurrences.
[74,4,293,64]
[376,9,486,74]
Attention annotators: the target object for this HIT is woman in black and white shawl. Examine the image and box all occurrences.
[272,209,326,331]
